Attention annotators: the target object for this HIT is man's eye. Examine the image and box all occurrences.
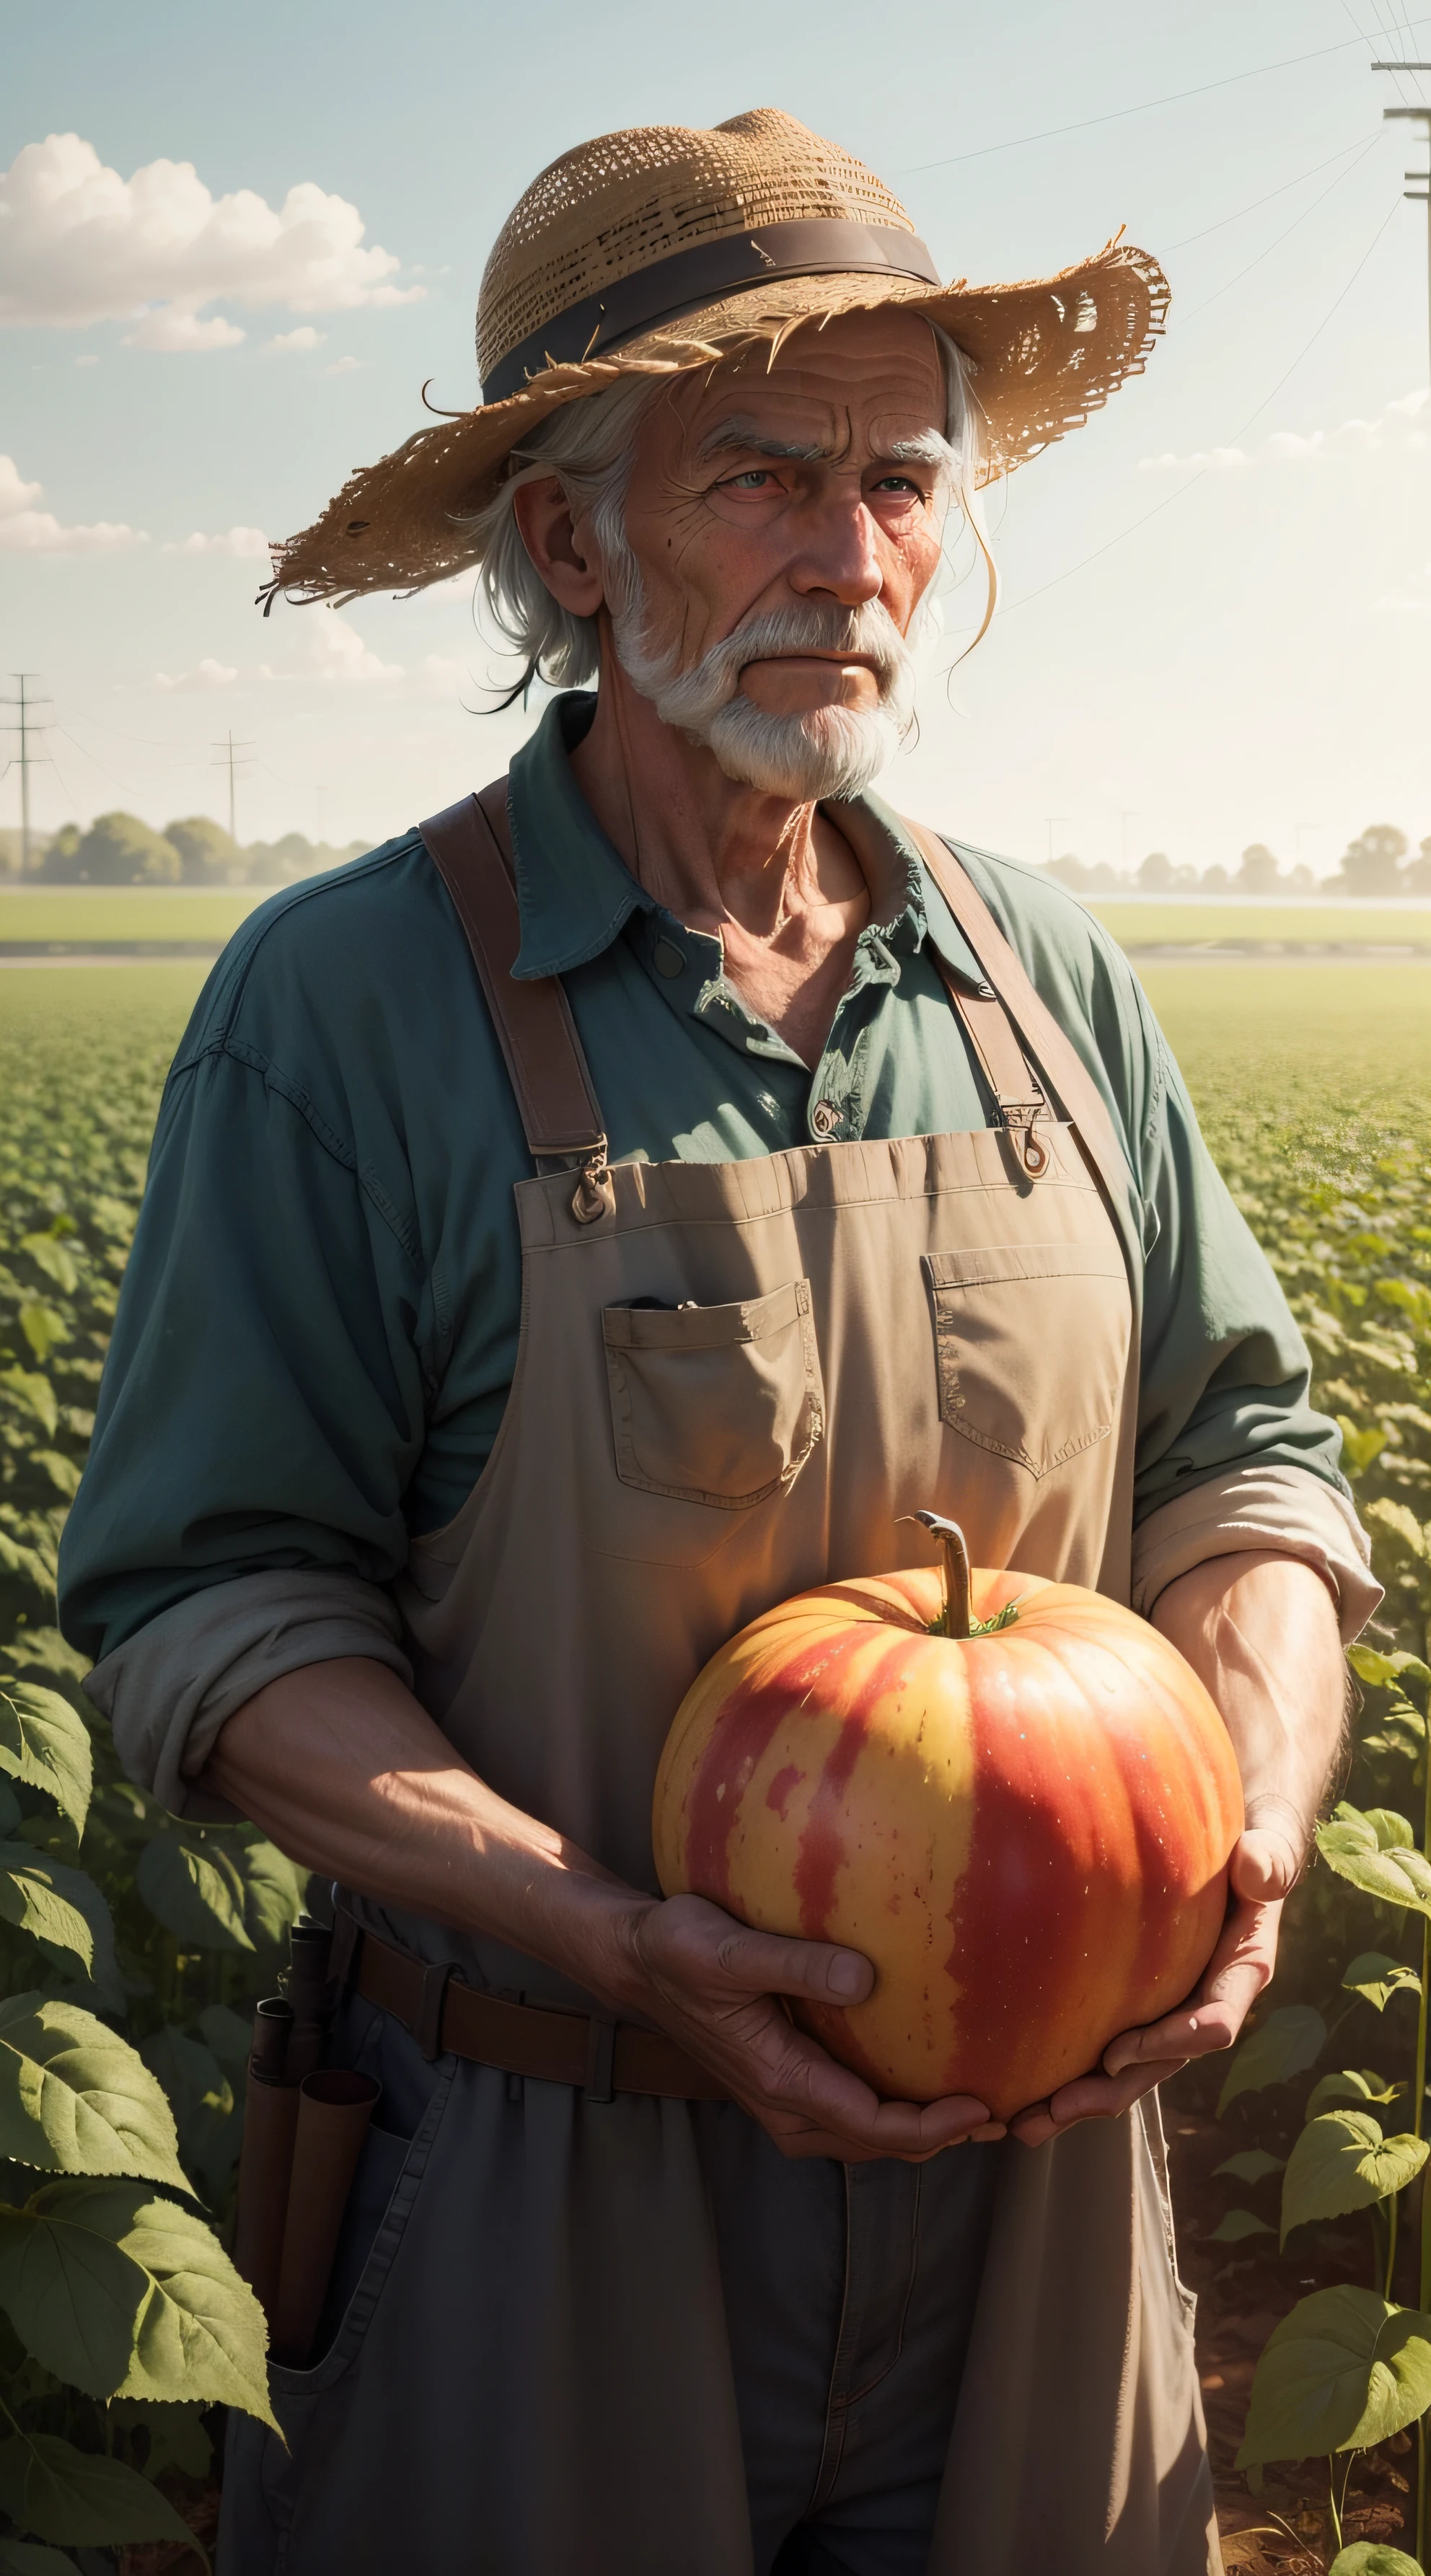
[723,469,775,491]
[871,475,923,497]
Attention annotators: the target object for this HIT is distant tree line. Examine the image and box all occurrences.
[0,813,369,887]
[1044,825,1431,900]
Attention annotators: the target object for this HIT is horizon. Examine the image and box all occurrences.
[2,0,1430,873]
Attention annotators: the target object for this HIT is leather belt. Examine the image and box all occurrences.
[338,1907,729,2103]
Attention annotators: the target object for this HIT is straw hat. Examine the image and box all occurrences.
[267,108,1169,606]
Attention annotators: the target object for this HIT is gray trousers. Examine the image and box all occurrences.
[221,1998,998,2576]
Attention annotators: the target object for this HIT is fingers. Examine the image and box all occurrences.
[644,1894,876,2006]
[751,2021,998,2156]
[1230,1825,1301,1904]
[1010,2057,1186,2148]
[720,1924,874,2006]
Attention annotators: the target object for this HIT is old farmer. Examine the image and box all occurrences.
[60,107,1374,2576]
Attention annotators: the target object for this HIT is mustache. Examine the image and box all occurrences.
[674,600,912,708]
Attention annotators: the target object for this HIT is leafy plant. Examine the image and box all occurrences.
[0,985,300,2567]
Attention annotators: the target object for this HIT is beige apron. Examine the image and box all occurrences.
[232,788,1220,2575]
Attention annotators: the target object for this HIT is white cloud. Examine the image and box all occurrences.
[325,354,365,375]
[1140,389,1430,475]
[0,133,424,352]
[0,451,144,553]
[73,352,97,368]
[302,613,402,684]
[163,526,270,560]
[154,657,239,690]
[126,307,246,353]
[267,325,324,352]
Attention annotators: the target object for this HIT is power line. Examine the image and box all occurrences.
[1374,63,1431,374]
[1165,133,1378,250]
[0,676,53,873]
[212,731,255,844]
[896,16,1431,174]
[1177,136,1382,323]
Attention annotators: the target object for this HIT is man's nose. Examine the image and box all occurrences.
[788,495,884,608]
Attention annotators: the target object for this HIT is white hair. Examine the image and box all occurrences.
[465,322,992,698]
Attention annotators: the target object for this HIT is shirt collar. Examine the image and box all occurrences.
[506,689,988,992]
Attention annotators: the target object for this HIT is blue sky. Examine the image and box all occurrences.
[3,0,1429,874]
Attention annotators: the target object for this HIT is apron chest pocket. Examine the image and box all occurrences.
[602,1278,824,1508]
[923,1240,1130,1481]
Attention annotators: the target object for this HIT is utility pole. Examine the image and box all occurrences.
[0,675,53,874]
[1044,814,1072,866]
[1373,65,1431,380]
[212,731,255,845]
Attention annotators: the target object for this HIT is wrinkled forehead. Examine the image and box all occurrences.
[648,307,948,469]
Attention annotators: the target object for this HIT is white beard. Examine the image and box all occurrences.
[609,593,921,801]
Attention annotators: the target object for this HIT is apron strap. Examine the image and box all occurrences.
[902,817,1137,1226]
[419,783,615,1223]
[933,967,1052,1182]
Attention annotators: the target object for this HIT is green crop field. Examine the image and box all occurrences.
[0,885,269,946]
[1092,900,1431,953]
[1,959,1430,2555]
[6,882,1431,960]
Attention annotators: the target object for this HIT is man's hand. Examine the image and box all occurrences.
[1007,1825,1288,2148]
[613,1891,1003,2163]
[203,1660,1000,2163]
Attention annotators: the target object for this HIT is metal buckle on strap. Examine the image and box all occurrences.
[1002,1103,1051,1179]
[570,1138,615,1225]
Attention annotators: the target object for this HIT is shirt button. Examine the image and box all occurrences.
[810,1099,841,1139]
[653,938,685,978]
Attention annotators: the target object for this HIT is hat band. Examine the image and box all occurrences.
[481,219,943,402]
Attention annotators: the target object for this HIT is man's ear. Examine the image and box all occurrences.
[512,476,605,618]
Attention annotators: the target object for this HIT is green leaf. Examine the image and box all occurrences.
[1363,1807,1416,1850]
[17,1236,77,1297]
[1365,1498,1430,1562]
[1316,1806,1431,1915]
[1351,1645,1431,1695]
[1218,2004,1326,2116]
[0,2432,201,2552]
[1207,2209,1274,2242]
[107,2396,212,2484]
[235,1839,304,1948]
[0,1995,187,2187]
[1281,2112,1429,2242]
[1337,1418,1388,1478]
[0,2180,275,2426]
[1342,1951,1422,2012]
[1237,2285,1431,2466]
[0,1848,99,1974]
[0,2544,83,2575]
[140,2028,237,2200]
[136,1834,253,1952]
[0,1687,91,1837]
[17,1306,68,1366]
[198,2001,254,2074]
[1214,2150,1286,2185]
[0,1370,58,1441]
[1306,2069,1403,2117]
[1329,2548,1424,2575]
[0,2195,146,2396]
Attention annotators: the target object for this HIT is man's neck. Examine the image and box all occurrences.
[566,654,872,1064]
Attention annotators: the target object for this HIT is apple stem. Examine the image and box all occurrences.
[915,1511,972,1640]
